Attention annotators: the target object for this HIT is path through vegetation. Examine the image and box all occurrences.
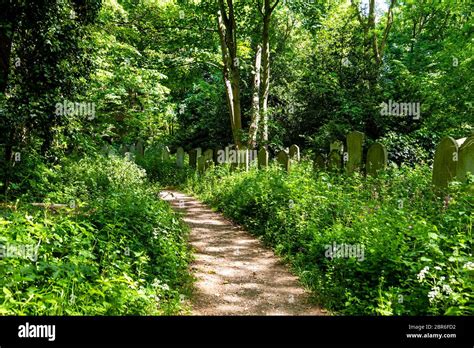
[160,190,325,316]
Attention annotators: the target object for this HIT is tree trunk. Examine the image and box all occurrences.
[259,0,279,146]
[260,9,271,144]
[248,45,262,148]
[217,0,242,146]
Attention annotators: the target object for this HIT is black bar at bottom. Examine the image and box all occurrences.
[0,316,472,346]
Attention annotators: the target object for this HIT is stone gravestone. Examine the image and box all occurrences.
[136,139,144,157]
[188,149,197,169]
[456,135,474,182]
[119,144,128,156]
[162,146,170,161]
[204,149,213,162]
[432,136,459,188]
[276,150,290,172]
[258,147,269,169]
[328,150,341,170]
[346,131,365,174]
[101,144,110,156]
[129,144,136,156]
[196,147,202,160]
[213,147,222,164]
[176,147,185,168]
[155,144,163,161]
[197,155,205,174]
[366,143,387,176]
[205,159,213,171]
[230,145,239,171]
[238,146,249,171]
[330,140,344,154]
[313,153,326,171]
[289,144,300,161]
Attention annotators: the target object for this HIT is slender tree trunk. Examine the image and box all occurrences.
[260,13,270,144]
[248,45,261,148]
[217,0,242,146]
[258,0,279,146]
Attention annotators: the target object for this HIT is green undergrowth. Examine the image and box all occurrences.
[135,147,194,188]
[184,161,473,315]
[0,155,192,315]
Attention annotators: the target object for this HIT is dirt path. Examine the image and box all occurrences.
[160,190,325,316]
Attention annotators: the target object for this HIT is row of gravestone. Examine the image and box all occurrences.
[181,144,301,173]
[118,131,472,190]
[115,139,145,158]
[432,135,474,188]
[313,131,474,189]
[313,131,387,176]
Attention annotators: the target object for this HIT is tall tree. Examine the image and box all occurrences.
[248,44,262,148]
[351,0,396,83]
[217,0,242,146]
[258,0,280,145]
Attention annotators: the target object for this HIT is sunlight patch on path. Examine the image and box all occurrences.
[160,190,326,316]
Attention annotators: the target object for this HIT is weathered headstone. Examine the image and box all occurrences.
[155,144,164,160]
[346,131,365,174]
[289,144,300,161]
[238,147,249,171]
[205,159,213,171]
[456,135,474,182]
[136,139,144,157]
[366,143,387,176]
[432,136,459,188]
[313,153,326,171]
[188,149,197,169]
[197,155,205,174]
[330,140,344,154]
[328,150,341,170]
[196,147,202,160]
[204,149,213,162]
[276,150,290,172]
[213,147,222,164]
[119,144,128,155]
[162,146,170,161]
[230,145,238,171]
[129,144,136,155]
[258,147,269,169]
[176,147,185,168]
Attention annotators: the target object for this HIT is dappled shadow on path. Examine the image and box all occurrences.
[160,190,325,316]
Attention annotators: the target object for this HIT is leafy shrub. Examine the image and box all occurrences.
[0,155,192,315]
[185,162,473,315]
[135,145,194,188]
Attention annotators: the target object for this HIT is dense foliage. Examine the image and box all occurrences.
[186,162,473,315]
[0,154,192,315]
[0,0,472,317]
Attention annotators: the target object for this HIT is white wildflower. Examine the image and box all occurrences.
[442,284,453,295]
[417,266,429,282]
[463,262,474,270]
[428,286,440,303]
[434,266,442,271]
